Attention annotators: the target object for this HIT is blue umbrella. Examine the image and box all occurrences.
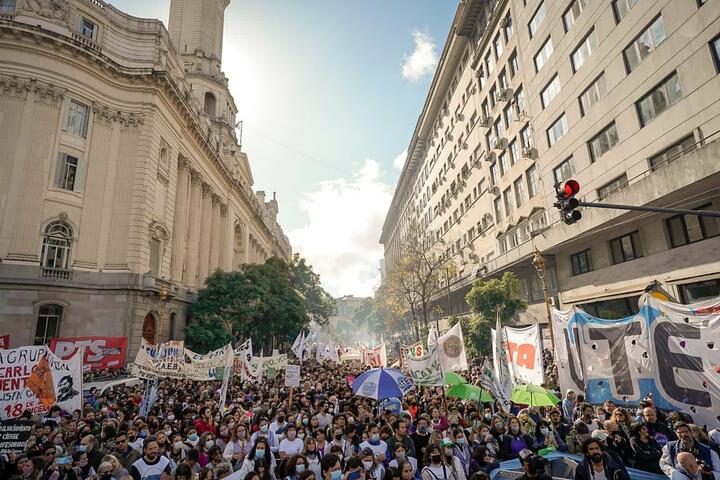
[351,367,414,400]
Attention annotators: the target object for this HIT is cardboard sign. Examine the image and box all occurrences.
[285,365,301,388]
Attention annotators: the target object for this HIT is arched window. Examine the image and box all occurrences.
[35,304,63,345]
[41,222,72,278]
[204,92,216,116]
[168,312,177,340]
[142,313,156,344]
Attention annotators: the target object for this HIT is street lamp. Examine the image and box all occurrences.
[532,248,556,353]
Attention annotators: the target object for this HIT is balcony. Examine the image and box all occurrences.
[40,267,73,281]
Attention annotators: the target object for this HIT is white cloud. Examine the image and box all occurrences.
[288,160,393,298]
[402,31,438,82]
[393,148,408,170]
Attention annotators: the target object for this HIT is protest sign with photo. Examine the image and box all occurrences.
[0,346,83,419]
[50,336,127,371]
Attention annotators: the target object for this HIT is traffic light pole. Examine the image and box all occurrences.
[577,201,720,218]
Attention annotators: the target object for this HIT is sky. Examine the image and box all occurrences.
[111,1,455,297]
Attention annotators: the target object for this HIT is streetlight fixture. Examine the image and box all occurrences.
[532,248,556,353]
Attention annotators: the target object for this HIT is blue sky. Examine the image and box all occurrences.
[111,1,455,297]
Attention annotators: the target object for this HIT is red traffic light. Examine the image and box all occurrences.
[562,180,581,198]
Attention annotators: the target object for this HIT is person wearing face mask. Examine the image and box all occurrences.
[412,417,431,469]
[325,426,350,460]
[280,426,305,460]
[450,430,470,477]
[389,444,417,476]
[359,425,389,463]
[79,435,105,471]
[168,434,187,466]
[240,438,277,480]
[532,421,567,453]
[271,412,288,442]
[320,453,342,480]
[284,454,309,480]
[249,418,280,455]
[72,451,96,480]
[360,447,385,480]
[97,460,118,480]
[421,444,457,480]
[499,417,534,461]
[224,425,249,467]
[127,427,144,452]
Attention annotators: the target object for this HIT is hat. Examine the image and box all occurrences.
[566,389,575,395]
[591,430,609,442]
[440,438,455,447]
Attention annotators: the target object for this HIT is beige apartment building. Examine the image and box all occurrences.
[0,0,291,355]
[381,0,720,333]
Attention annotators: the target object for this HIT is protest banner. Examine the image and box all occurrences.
[50,336,128,372]
[363,344,387,367]
[0,420,33,454]
[0,335,9,349]
[132,339,184,380]
[407,349,443,386]
[491,324,544,385]
[437,322,468,374]
[492,314,513,413]
[0,346,82,419]
[552,294,720,429]
[285,365,301,388]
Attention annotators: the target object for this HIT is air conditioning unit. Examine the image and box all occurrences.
[493,137,507,150]
[461,142,468,150]
[484,151,495,162]
[446,133,454,141]
[480,115,492,128]
[442,107,449,116]
[515,107,530,121]
[522,147,534,158]
[499,17,510,28]
[449,161,456,169]
[469,252,480,262]
[498,88,513,102]
[490,186,500,196]
[455,112,465,122]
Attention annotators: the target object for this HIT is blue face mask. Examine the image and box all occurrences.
[256,449,265,459]
[77,445,87,452]
[331,470,343,480]
[370,434,380,442]
[188,434,199,442]
[296,465,306,474]
[139,431,148,439]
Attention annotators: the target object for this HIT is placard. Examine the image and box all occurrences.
[0,420,33,454]
[50,336,127,371]
[285,365,301,388]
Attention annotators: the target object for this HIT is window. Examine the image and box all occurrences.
[504,188,514,215]
[494,197,504,222]
[150,237,161,276]
[80,17,96,39]
[504,14,514,40]
[666,204,719,248]
[494,34,504,59]
[564,0,587,31]
[505,104,516,126]
[571,29,598,71]
[509,139,519,163]
[514,176,526,207]
[204,92,217,116]
[678,279,720,304]
[482,100,490,118]
[613,0,639,22]
[623,16,667,73]
[521,125,533,149]
[487,129,496,151]
[547,114,568,147]
[581,296,640,319]
[499,236,508,254]
[636,72,683,127]
[168,312,177,340]
[508,229,519,248]
[712,35,720,72]
[534,37,554,72]
[494,116,505,139]
[597,174,628,200]
[499,70,508,90]
[35,304,63,345]
[649,135,696,170]
[509,51,519,77]
[490,162,500,186]
[62,99,89,138]
[610,231,643,264]
[570,249,592,275]
[499,152,510,176]
[490,85,498,108]
[486,51,495,75]
[0,0,15,14]
[41,222,72,272]
[540,74,561,109]
[529,2,546,38]
[588,122,620,162]
[553,157,575,184]
[54,153,80,192]
[579,73,608,116]
[526,164,539,197]
[515,87,526,114]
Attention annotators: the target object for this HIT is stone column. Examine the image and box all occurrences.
[170,158,190,282]
[197,182,213,285]
[209,194,221,272]
[185,170,203,287]
[219,204,230,271]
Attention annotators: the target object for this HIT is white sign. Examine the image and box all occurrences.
[285,365,301,388]
[504,324,544,385]
[437,322,468,372]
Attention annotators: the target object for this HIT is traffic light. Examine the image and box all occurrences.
[555,180,582,225]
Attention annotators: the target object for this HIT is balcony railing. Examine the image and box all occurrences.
[40,267,73,281]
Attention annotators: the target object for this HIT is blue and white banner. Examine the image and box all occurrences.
[552,294,720,428]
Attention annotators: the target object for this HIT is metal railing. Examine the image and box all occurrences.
[40,267,72,281]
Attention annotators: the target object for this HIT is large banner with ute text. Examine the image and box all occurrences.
[552,294,720,429]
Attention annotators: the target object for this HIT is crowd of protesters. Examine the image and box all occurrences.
[1,357,720,480]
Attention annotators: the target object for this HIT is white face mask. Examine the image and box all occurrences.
[363,461,374,471]
[540,427,549,436]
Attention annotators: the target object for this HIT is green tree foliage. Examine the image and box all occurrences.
[186,256,334,353]
[463,272,528,355]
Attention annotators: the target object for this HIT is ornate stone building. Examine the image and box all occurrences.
[0,0,292,355]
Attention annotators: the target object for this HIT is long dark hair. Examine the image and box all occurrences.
[249,437,272,465]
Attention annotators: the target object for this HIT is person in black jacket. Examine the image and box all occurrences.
[629,423,663,474]
[468,446,499,476]
[499,417,534,460]
[574,438,629,480]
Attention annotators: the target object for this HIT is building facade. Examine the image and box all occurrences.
[0,0,291,355]
[381,0,720,330]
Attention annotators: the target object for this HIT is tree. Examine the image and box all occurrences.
[185,256,331,353]
[463,272,528,355]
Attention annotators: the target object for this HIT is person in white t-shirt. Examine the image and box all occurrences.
[279,425,305,460]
